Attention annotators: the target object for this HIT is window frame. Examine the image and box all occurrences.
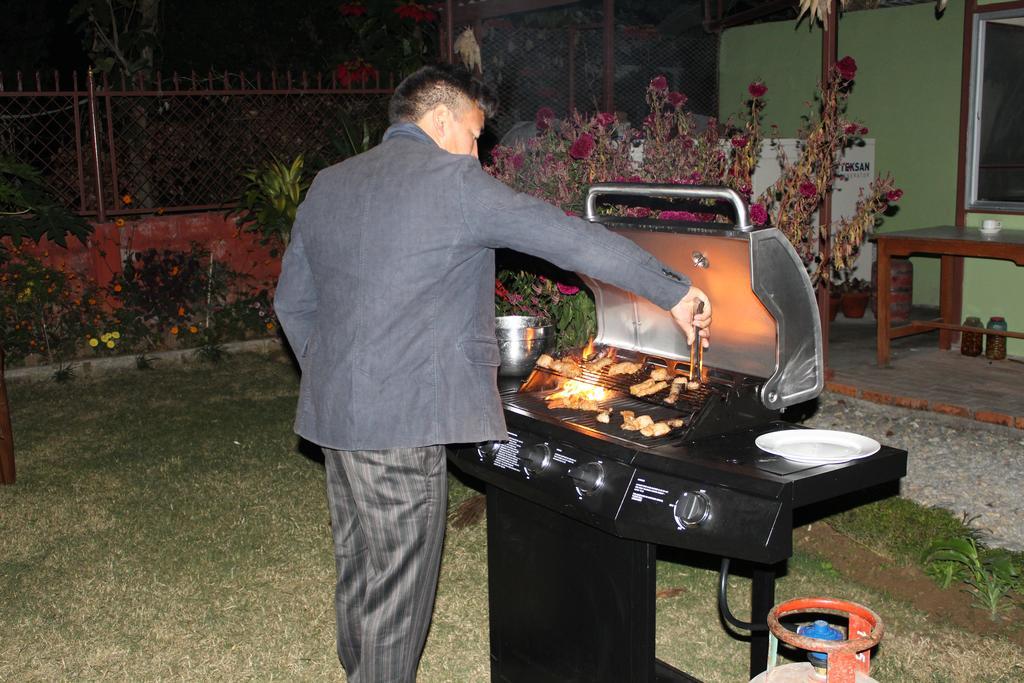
[964,6,1024,213]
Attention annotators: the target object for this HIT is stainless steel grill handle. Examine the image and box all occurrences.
[584,183,753,231]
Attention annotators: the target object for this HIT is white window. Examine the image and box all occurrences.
[966,8,1024,211]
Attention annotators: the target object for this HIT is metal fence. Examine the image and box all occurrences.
[0,70,394,220]
[481,24,719,141]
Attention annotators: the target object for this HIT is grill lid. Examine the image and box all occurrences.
[580,183,823,411]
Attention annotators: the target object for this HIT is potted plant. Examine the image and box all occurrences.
[837,275,872,319]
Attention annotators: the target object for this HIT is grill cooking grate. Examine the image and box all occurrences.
[509,349,728,449]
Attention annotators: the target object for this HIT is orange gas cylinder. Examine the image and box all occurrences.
[749,597,883,683]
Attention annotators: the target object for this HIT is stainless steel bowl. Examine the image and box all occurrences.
[495,316,554,376]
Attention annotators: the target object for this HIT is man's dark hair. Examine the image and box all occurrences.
[388,64,498,124]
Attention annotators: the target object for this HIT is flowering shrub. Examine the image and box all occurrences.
[333,1,438,84]
[0,252,108,365]
[1,244,278,368]
[487,58,900,316]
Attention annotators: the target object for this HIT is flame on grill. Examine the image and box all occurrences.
[581,337,596,361]
[546,379,608,403]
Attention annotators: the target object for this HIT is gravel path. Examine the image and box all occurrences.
[802,392,1024,551]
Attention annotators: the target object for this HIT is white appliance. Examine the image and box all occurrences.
[751,139,877,280]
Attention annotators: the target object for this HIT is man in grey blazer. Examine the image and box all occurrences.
[274,64,711,682]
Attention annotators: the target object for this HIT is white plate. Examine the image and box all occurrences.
[755,429,881,464]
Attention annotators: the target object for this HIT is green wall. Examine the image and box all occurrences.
[721,3,1024,356]
[720,4,1010,341]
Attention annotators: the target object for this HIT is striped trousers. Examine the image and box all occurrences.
[322,445,448,683]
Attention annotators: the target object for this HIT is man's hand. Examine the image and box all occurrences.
[670,286,711,349]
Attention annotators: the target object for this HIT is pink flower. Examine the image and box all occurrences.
[535,106,555,131]
[748,81,767,98]
[667,91,687,109]
[731,135,748,149]
[511,153,524,170]
[887,189,903,202]
[569,133,595,160]
[660,210,699,221]
[594,112,616,127]
[626,207,652,218]
[750,203,768,225]
[556,283,580,295]
[844,123,859,135]
[799,181,817,198]
[837,56,857,81]
[650,75,669,92]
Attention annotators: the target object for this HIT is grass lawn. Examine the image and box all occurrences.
[2,352,1023,681]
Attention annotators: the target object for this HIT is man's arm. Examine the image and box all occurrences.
[274,218,318,370]
[461,163,711,346]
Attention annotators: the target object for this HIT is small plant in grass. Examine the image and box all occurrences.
[52,361,75,383]
[135,353,157,370]
[194,329,228,364]
[925,537,1020,620]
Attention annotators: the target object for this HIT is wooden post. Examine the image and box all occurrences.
[817,0,838,375]
[0,348,15,485]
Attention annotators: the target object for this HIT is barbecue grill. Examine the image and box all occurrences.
[448,184,907,682]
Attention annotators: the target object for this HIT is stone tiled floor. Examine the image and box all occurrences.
[825,307,1024,429]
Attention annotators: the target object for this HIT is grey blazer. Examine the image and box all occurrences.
[274,126,691,450]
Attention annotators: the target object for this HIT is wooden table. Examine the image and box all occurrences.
[873,226,1024,367]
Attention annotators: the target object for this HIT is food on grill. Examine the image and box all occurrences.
[635,415,654,429]
[649,367,671,381]
[596,410,612,423]
[667,418,684,428]
[607,361,643,376]
[547,394,600,411]
[664,376,686,404]
[629,378,669,397]
[686,380,701,392]
[586,356,614,372]
[640,422,671,438]
[536,353,582,377]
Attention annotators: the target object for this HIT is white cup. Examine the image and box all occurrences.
[982,219,1002,232]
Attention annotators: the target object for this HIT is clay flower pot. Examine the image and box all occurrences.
[829,293,842,321]
[840,291,871,319]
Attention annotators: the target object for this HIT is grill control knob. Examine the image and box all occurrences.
[673,491,711,528]
[569,462,605,494]
[520,443,552,473]
[477,440,503,458]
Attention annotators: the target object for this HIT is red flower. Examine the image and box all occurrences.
[511,153,524,170]
[731,135,748,149]
[594,112,616,127]
[886,189,903,202]
[556,283,580,295]
[495,279,509,299]
[799,181,817,198]
[394,2,436,22]
[339,2,367,16]
[859,126,869,135]
[649,75,669,92]
[748,81,767,98]
[336,59,378,87]
[844,123,859,134]
[569,133,595,160]
[836,56,857,81]
[535,106,555,131]
[750,203,768,225]
[667,91,687,109]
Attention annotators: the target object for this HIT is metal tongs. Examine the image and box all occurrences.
[688,300,705,382]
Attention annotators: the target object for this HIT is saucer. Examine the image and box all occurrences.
[980,227,1002,235]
